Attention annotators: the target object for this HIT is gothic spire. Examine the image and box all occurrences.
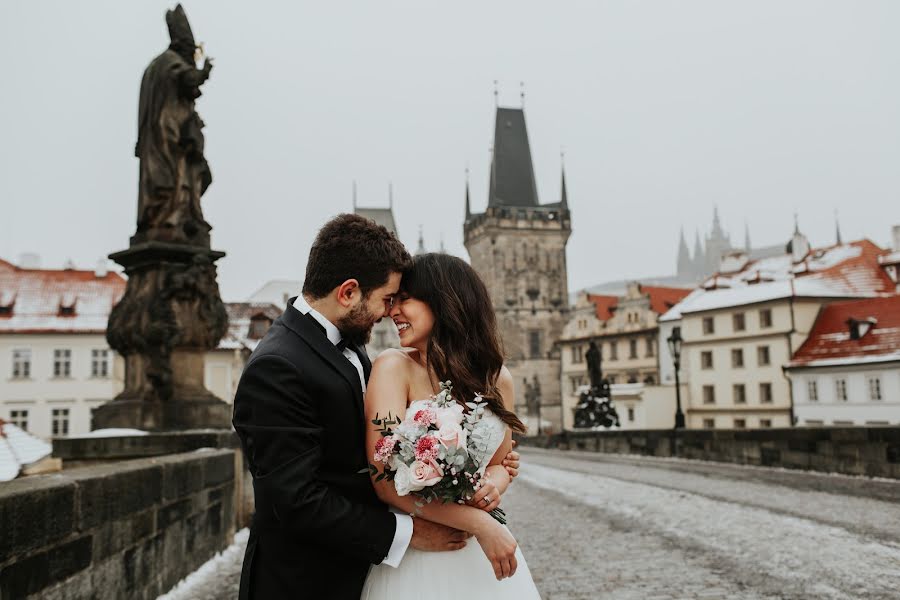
[559,164,568,210]
[744,220,751,253]
[464,169,471,219]
[416,226,426,256]
[677,227,692,277]
[835,210,843,245]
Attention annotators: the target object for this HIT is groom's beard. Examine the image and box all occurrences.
[337,301,378,347]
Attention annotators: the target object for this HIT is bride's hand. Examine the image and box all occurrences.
[472,514,518,580]
[467,477,501,513]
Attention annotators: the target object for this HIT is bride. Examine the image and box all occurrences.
[362,253,540,599]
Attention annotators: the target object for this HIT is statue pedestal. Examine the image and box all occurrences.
[93,242,231,432]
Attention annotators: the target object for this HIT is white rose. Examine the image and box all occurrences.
[393,461,414,496]
[435,404,464,429]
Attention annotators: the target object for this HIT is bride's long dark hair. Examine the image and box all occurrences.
[400,253,526,433]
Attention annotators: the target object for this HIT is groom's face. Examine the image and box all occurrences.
[337,272,402,346]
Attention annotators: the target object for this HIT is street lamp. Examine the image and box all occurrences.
[667,326,686,429]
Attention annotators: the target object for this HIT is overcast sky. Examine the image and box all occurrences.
[2,1,899,300]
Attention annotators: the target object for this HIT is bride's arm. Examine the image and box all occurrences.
[469,367,515,511]
[365,350,518,580]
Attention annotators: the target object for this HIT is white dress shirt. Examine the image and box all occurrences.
[292,295,412,567]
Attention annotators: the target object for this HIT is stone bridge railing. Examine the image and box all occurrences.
[0,431,250,600]
[517,426,900,480]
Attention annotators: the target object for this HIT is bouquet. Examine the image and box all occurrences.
[370,381,507,524]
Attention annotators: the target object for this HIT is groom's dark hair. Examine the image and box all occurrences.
[302,213,412,299]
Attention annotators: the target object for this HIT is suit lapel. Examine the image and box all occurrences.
[279,300,365,419]
[357,344,373,383]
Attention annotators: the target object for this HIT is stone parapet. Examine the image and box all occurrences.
[0,449,236,600]
[516,426,900,479]
[53,429,239,462]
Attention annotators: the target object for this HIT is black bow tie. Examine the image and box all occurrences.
[305,312,350,353]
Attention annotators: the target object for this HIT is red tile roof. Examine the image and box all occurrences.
[587,285,692,322]
[0,259,126,334]
[788,295,900,368]
[587,294,618,320]
[639,285,694,315]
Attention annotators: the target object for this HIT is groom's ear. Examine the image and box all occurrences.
[335,279,360,307]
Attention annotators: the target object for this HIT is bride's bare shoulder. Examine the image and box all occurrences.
[371,348,416,372]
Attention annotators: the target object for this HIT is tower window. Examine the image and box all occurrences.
[528,331,542,358]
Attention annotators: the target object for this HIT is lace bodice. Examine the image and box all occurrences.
[406,399,507,475]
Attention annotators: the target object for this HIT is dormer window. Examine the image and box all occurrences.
[248,314,273,339]
[59,292,77,317]
[847,317,877,340]
[0,291,14,316]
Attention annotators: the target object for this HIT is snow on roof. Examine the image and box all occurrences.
[216,302,283,352]
[0,419,53,482]
[0,258,126,334]
[786,296,900,369]
[663,240,893,317]
[247,279,301,307]
[587,285,692,323]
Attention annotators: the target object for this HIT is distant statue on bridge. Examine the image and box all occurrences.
[574,340,620,429]
[135,3,214,246]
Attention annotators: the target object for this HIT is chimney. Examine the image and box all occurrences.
[893,225,900,251]
[95,258,108,278]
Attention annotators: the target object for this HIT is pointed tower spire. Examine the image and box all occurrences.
[439,233,446,254]
[744,220,751,253]
[559,156,568,210]
[352,180,357,210]
[464,168,471,219]
[388,181,393,209]
[416,225,426,256]
[693,229,705,278]
[677,227,692,278]
[834,209,843,245]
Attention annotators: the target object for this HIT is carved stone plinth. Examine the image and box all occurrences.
[93,242,230,431]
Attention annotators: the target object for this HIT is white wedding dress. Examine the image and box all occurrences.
[361,400,541,599]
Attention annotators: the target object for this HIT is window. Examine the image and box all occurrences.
[733,384,746,404]
[570,376,584,394]
[627,407,635,422]
[733,313,746,332]
[528,331,541,358]
[701,351,714,369]
[91,349,109,378]
[12,349,31,379]
[835,378,848,402]
[249,316,272,339]
[645,338,655,357]
[643,374,656,385]
[868,376,883,401]
[703,385,716,404]
[808,380,818,402]
[629,339,638,359]
[374,331,387,348]
[833,420,854,426]
[53,349,72,378]
[760,382,773,404]
[571,345,584,364]
[757,346,771,366]
[703,418,715,429]
[733,418,746,429]
[51,408,70,436]
[805,419,825,426]
[759,419,773,428]
[9,409,28,430]
[702,317,715,335]
[759,308,773,328]
[731,348,744,368]
[609,341,618,360]
[608,375,617,384]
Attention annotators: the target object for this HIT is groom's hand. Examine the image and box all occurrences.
[409,518,470,552]
[502,440,520,479]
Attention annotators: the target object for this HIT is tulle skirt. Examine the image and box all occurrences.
[361,530,541,599]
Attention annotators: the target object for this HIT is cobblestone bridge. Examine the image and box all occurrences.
[161,448,900,600]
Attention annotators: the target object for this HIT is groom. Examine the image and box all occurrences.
[233,214,520,599]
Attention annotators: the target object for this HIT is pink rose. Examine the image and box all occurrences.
[409,459,444,489]
[437,422,467,449]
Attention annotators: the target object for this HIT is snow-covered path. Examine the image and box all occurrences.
[157,449,900,600]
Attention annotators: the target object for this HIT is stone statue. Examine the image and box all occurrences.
[135,4,214,246]
[95,5,229,431]
[574,340,620,429]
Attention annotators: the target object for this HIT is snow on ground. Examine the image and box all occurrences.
[157,529,249,600]
[520,462,900,599]
[69,428,148,438]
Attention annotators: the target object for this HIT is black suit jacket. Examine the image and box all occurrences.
[233,300,396,599]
